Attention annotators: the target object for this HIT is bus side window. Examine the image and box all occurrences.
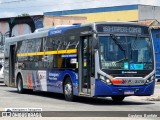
[34,38,42,62]
[54,36,66,68]
[16,41,22,62]
[42,37,52,69]
[64,34,78,69]
[17,41,28,62]
[42,36,61,69]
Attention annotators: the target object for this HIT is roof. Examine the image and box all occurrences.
[138,20,155,26]
[138,20,160,29]
[0,15,43,21]
[44,5,138,16]
[6,21,148,43]
[48,25,80,36]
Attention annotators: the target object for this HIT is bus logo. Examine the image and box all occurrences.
[48,30,62,36]
[121,80,132,84]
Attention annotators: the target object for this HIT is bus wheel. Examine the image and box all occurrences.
[17,76,24,93]
[111,96,125,102]
[64,77,74,101]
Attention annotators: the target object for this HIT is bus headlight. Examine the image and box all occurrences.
[98,74,112,85]
[145,75,155,85]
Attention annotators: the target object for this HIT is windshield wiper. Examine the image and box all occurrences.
[110,34,125,51]
[115,57,128,63]
[110,34,126,56]
[110,34,129,64]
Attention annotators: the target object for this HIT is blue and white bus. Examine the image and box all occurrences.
[4,22,155,101]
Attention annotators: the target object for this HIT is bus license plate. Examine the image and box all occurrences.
[124,90,134,95]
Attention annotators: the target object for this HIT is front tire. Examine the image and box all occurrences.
[64,77,74,101]
[111,96,125,102]
[17,76,25,93]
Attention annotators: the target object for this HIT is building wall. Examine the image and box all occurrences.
[0,15,43,37]
[0,15,43,58]
[0,22,10,53]
[45,4,160,23]
[44,5,139,23]
[139,5,160,21]
[43,16,87,27]
[0,22,9,34]
[11,24,32,36]
[151,29,160,79]
[71,10,138,22]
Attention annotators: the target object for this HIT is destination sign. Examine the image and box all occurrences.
[96,24,149,35]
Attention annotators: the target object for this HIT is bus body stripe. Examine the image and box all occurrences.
[57,50,67,54]
[45,51,57,55]
[67,49,77,54]
[36,52,45,55]
[27,53,37,56]
[17,49,77,57]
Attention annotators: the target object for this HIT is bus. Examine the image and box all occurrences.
[4,22,155,101]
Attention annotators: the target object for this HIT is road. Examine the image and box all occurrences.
[0,82,160,119]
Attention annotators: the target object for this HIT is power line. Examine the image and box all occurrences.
[0,0,102,10]
[0,0,32,4]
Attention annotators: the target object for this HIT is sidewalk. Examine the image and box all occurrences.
[129,83,160,101]
[146,82,160,101]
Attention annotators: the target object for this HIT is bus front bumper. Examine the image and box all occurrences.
[94,79,155,97]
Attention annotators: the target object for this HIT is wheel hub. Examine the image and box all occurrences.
[18,79,21,91]
[65,84,72,96]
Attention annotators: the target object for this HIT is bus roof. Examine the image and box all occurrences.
[5,21,148,43]
[5,24,81,43]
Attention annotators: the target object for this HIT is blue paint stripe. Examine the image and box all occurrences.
[48,25,80,36]
[44,5,138,16]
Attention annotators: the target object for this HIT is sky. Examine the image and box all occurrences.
[0,0,160,18]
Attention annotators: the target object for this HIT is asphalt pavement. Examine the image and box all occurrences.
[0,82,159,120]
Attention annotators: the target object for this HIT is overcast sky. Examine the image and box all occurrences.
[0,0,160,18]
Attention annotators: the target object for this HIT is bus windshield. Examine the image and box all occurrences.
[99,35,153,70]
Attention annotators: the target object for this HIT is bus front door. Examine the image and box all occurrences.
[78,36,91,95]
